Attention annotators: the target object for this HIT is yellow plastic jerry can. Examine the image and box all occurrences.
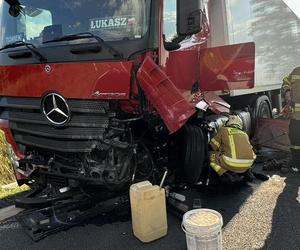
[130,181,168,243]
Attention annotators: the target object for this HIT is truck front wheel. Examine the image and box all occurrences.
[172,124,207,184]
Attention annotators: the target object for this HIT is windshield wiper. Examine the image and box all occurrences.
[0,41,47,62]
[43,32,123,59]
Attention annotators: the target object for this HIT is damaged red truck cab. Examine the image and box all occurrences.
[0,0,289,187]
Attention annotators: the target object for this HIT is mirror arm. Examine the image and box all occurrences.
[163,35,181,51]
[4,0,21,6]
[172,35,187,44]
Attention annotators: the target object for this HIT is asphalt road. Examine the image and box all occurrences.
[0,181,259,250]
[0,159,299,250]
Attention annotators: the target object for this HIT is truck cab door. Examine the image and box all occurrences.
[199,42,255,91]
[161,0,206,95]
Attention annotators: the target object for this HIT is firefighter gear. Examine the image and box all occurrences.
[225,115,243,130]
[282,77,292,97]
[209,119,256,176]
[282,67,300,169]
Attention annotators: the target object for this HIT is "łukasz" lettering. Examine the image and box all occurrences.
[90,17,127,30]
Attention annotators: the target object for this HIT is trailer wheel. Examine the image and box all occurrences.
[254,96,272,119]
[257,100,272,118]
[177,124,207,184]
[250,95,272,137]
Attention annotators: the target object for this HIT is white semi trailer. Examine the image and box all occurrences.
[205,0,300,117]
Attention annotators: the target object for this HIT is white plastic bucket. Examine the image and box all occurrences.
[182,209,223,250]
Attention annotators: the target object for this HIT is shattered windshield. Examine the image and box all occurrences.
[0,0,150,48]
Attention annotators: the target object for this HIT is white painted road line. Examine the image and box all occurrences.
[0,205,23,223]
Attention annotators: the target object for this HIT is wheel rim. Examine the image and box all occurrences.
[258,101,271,118]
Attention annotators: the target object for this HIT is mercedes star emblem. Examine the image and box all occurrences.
[44,65,52,74]
[41,93,70,126]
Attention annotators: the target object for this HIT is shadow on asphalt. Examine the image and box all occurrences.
[194,182,256,227]
[262,173,300,250]
[68,181,258,250]
[88,180,257,227]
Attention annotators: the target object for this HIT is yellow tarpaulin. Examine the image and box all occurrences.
[0,130,15,185]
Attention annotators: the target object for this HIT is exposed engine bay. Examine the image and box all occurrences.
[1,93,251,190]
[18,128,155,189]
[0,97,164,189]
[22,146,155,189]
[14,107,160,189]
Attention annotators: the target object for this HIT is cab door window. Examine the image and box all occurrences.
[21,7,52,41]
[163,0,202,49]
[163,0,177,43]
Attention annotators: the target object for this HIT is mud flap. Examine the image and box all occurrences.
[137,56,196,133]
[254,118,290,151]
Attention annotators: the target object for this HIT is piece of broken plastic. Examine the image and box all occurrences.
[193,199,202,209]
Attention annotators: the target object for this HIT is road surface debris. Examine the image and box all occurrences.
[222,175,286,250]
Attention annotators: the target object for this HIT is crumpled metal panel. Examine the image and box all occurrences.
[199,42,255,91]
[202,92,231,114]
[137,56,196,134]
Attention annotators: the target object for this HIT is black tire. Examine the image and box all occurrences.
[178,124,207,184]
[254,96,272,119]
[250,95,272,137]
[235,111,252,135]
[257,100,272,118]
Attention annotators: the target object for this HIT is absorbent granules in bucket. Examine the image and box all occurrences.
[186,211,220,227]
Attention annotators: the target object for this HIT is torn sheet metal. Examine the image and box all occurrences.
[201,92,231,114]
[137,56,196,133]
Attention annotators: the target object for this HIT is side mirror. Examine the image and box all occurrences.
[8,4,22,17]
[177,0,202,36]
[5,0,22,17]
